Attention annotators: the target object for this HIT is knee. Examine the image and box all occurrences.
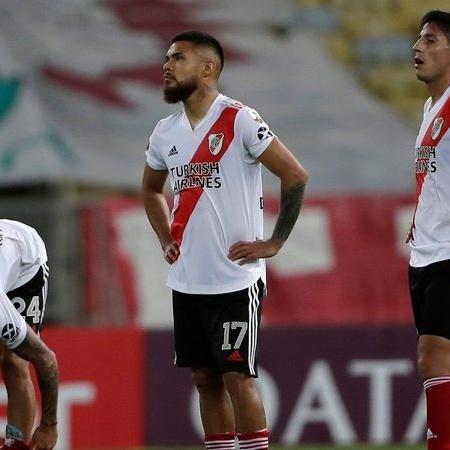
[417,335,450,380]
[192,369,223,394]
[222,372,254,398]
[417,352,431,379]
[417,348,450,380]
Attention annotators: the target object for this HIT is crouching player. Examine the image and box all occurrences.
[0,220,58,450]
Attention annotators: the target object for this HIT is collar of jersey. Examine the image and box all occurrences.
[182,93,223,132]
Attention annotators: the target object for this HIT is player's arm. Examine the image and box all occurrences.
[405,221,415,243]
[142,164,179,263]
[13,326,58,450]
[228,138,308,264]
[261,137,308,245]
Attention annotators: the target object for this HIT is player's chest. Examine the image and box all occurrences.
[158,134,200,168]
[160,126,238,169]
[417,98,450,148]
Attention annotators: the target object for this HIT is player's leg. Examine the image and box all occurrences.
[0,346,35,443]
[222,372,266,432]
[417,335,450,379]
[192,368,236,434]
[4,264,48,446]
[410,260,450,449]
[212,278,269,449]
[173,290,236,449]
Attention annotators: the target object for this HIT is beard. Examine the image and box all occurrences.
[164,76,198,104]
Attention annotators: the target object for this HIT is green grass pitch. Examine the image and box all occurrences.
[145,446,425,450]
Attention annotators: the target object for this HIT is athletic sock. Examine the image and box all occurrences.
[205,432,236,450]
[237,428,269,450]
[424,377,450,450]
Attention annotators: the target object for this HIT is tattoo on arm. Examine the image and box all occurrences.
[272,183,306,244]
[37,358,59,424]
[14,332,58,423]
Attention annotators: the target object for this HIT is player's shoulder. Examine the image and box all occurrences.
[0,219,35,234]
[219,95,266,123]
[0,219,39,243]
[219,95,246,111]
[152,108,184,135]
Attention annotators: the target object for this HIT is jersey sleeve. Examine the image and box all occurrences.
[238,107,276,160]
[145,127,167,170]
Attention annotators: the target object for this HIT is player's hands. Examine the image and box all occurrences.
[30,422,58,450]
[162,240,180,264]
[405,222,414,244]
[228,238,282,265]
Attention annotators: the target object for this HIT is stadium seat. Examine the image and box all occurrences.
[296,0,434,124]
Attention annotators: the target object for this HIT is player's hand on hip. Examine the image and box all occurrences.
[405,222,414,244]
[30,423,58,450]
[163,241,180,264]
[228,239,282,265]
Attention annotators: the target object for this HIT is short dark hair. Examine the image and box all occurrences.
[421,10,450,42]
[171,31,224,72]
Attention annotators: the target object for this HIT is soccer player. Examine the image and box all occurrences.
[408,10,450,450]
[0,219,58,450]
[142,31,308,450]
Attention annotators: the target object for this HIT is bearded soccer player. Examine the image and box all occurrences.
[0,220,58,450]
[142,31,308,450]
[407,10,450,450]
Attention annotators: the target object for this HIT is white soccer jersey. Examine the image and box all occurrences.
[0,219,48,348]
[410,85,450,267]
[146,94,275,294]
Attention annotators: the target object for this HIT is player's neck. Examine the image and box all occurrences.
[183,87,219,129]
[428,76,450,106]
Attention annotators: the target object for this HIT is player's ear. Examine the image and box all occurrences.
[202,58,217,78]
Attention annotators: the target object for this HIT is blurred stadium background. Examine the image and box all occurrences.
[0,0,445,448]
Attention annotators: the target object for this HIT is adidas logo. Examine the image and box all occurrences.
[227,350,243,362]
[427,428,437,440]
[168,146,178,156]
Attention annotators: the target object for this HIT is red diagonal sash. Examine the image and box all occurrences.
[413,97,450,226]
[416,98,450,197]
[171,106,239,246]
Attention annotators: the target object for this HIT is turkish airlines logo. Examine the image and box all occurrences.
[208,133,224,155]
[432,117,444,140]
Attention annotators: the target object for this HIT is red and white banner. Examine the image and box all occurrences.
[82,194,416,328]
[0,328,146,449]
[0,1,414,190]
